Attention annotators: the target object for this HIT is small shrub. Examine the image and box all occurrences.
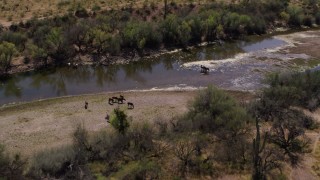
[29,145,76,178]
[113,160,161,179]
[303,15,314,27]
[110,107,130,135]
[182,85,253,135]
[315,12,320,25]
[287,5,304,26]
[92,4,101,12]
[0,144,25,179]
[75,7,89,18]
[280,11,290,23]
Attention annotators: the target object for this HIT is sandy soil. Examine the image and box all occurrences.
[0,90,254,157]
[0,90,197,157]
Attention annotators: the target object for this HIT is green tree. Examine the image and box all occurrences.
[0,41,17,74]
[110,107,130,135]
[287,5,304,26]
[89,27,112,55]
[161,14,180,45]
[204,12,220,41]
[178,20,192,46]
[0,32,27,51]
[27,43,48,67]
[186,85,252,135]
[45,27,73,63]
[123,21,161,50]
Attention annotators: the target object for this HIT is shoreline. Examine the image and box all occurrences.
[5,26,319,76]
[0,87,255,110]
[0,89,254,157]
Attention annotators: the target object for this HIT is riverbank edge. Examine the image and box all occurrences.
[4,25,319,76]
[0,88,255,112]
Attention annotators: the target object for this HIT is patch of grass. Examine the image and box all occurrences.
[307,59,320,67]
[291,58,306,66]
[88,162,107,179]
[29,145,76,177]
[291,58,320,68]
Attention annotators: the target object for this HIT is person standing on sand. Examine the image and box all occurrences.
[85,101,88,109]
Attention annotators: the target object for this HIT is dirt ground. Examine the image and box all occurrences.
[0,90,199,157]
[1,89,320,179]
[284,30,320,59]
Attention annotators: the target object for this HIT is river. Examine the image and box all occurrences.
[1,30,318,105]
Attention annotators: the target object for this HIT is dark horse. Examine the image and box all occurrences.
[112,97,119,103]
[108,98,113,105]
[127,102,134,109]
[200,65,209,74]
[118,95,126,104]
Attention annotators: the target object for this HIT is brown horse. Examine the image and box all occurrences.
[200,65,209,74]
[112,97,119,103]
[127,102,134,109]
[108,98,113,105]
[118,95,126,104]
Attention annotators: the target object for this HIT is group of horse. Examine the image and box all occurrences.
[108,95,134,109]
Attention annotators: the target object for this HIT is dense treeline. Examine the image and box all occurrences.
[1,69,320,179]
[1,0,320,75]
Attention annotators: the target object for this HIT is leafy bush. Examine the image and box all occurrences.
[111,160,160,179]
[0,144,25,179]
[110,107,130,135]
[303,15,314,27]
[223,12,252,36]
[181,85,253,137]
[29,145,76,177]
[0,41,17,74]
[0,32,27,51]
[247,16,266,35]
[250,71,320,131]
[122,21,162,50]
[315,12,320,25]
[75,6,89,18]
[266,71,320,111]
[161,14,180,45]
[287,5,304,26]
[177,20,192,46]
[73,123,92,164]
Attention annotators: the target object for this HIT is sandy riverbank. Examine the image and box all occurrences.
[0,90,254,157]
[0,90,253,157]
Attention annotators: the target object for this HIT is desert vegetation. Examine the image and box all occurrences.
[1,1,320,178]
[1,69,320,179]
[1,0,320,75]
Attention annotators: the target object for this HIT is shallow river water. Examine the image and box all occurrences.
[0,30,317,105]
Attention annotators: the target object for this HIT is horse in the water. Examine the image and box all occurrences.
[200,65,209,74]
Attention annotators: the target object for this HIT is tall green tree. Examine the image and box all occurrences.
[45,27,73,63]
[0,41,17,74]
[178,20,192,46]
[161,14,180,45]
